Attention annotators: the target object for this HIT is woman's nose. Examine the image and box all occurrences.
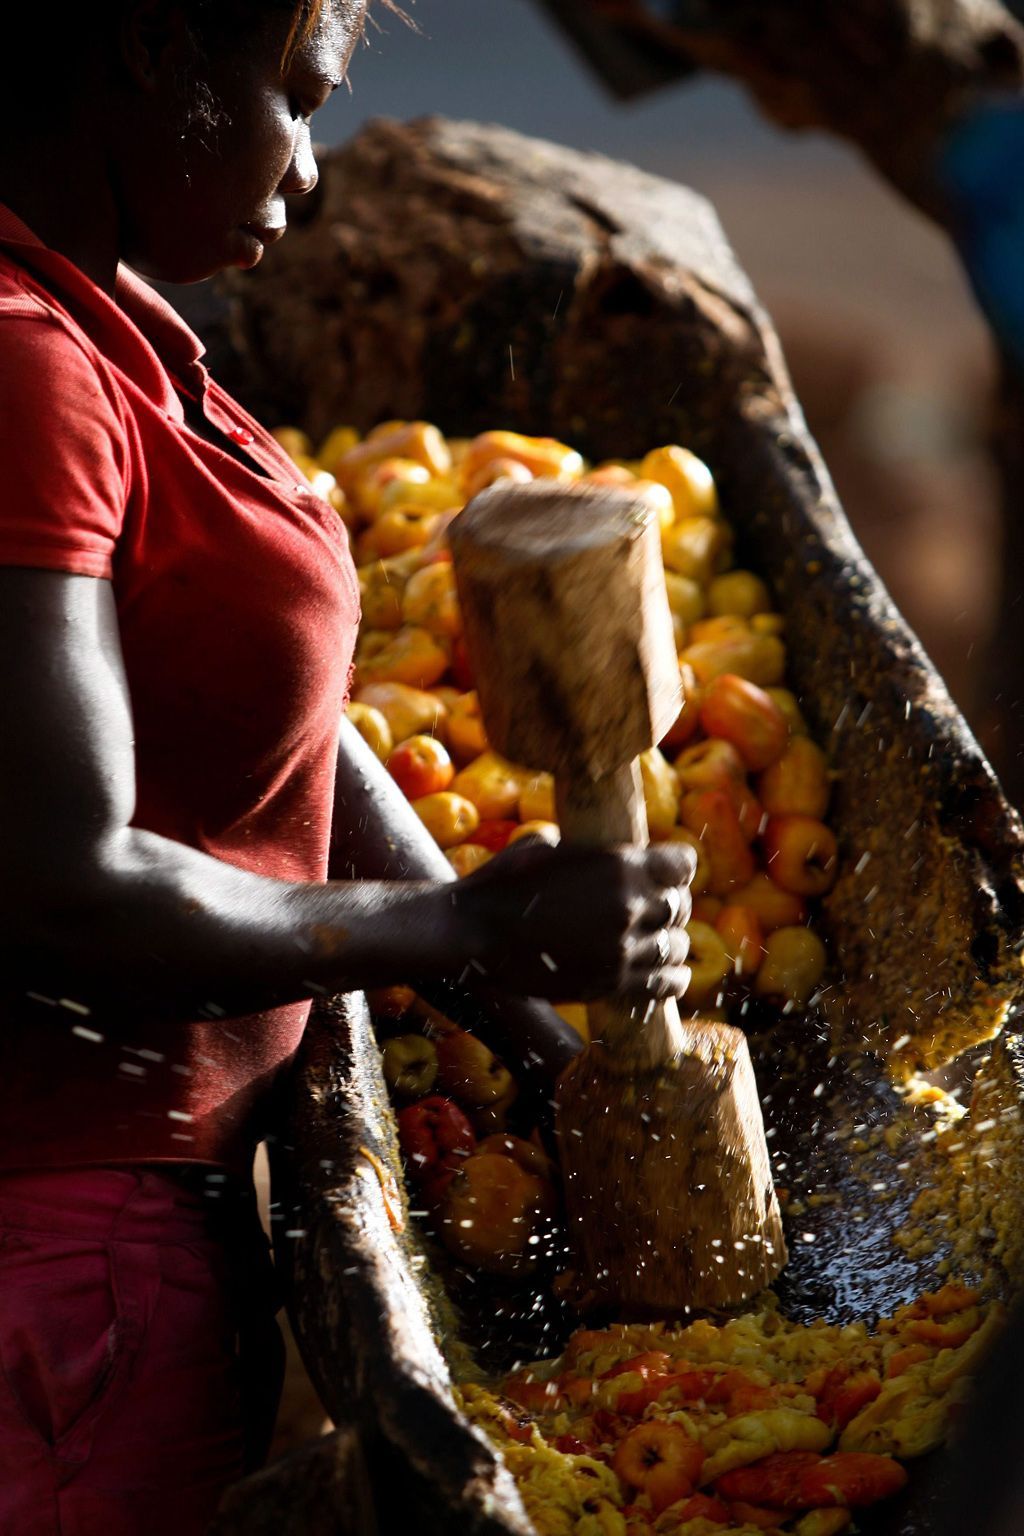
[282,123,319,198]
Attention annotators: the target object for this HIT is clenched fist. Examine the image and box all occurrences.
[449,840,695,1001]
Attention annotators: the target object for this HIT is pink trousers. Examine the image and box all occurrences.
[0,1168,284,1536]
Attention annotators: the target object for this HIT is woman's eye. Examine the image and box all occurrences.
[289,97,313,125]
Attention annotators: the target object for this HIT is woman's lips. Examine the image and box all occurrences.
[235,224,287,267]
[241,223,286,246]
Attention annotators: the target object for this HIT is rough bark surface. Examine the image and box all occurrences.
[273,992,534,1536]
[209,1427,376,1536]
[540,0,1024,217]
[191,114,1024,1075]
[536,0,1024,808]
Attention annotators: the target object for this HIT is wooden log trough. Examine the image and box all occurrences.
[193,119,1024,1534]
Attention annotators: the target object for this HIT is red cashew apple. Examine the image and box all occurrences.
[699,673,789,771]
[612,1422,705,1514]
[397,1095,476,1184]
[471,819,519,852]
[729,874,807,932]
[761,815,838,897]
[680,789,756,895]
[386,733,455,799]
[659,660,702,751]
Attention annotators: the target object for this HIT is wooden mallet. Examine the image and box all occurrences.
[450,480,786,1313]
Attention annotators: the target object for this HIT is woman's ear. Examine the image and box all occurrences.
[119,0,193,92]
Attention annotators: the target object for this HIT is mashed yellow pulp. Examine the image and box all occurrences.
[460,1286,1003,1536]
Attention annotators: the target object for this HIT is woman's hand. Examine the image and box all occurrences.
[446,839,696,1002]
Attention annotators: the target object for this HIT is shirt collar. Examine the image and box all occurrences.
[115,266,207,381]
[0,202,44,247]
[0,200,208,407]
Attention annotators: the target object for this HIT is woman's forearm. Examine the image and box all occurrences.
[329,719,584,1083]
[6,825,465,1025]
[329,717,455,883]
[8,811,692,1053]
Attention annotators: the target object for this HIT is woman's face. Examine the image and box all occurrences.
[120,1,367,284]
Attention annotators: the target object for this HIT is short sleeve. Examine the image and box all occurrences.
[0,312,129,578]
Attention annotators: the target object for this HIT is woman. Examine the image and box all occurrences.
[0,1,693,1531]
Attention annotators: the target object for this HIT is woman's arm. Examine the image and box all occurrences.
[0,569,693,1026]
[329,716,462,885]
[329,717,585,1084]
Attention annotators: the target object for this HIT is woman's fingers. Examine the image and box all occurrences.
[612,967,692,1002]
[620,924,692,999]
[644,842,698,891]
[626,844,694,937]
[579,925,693,1002]
[636,879,692,933]
[456,839,699,1001]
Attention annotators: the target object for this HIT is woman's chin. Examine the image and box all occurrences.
[125,236,239,287]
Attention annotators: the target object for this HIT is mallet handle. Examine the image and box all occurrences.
[557,763,687,1071]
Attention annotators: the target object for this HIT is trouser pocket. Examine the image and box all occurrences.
[0,1229,158,1465]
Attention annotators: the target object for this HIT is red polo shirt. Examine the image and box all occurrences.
[0,206,360,1176]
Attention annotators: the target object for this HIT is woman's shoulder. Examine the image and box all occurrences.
[0,256,132,562]
[0,249,74,327]
[0,257,128,426]
[2,253,86,325]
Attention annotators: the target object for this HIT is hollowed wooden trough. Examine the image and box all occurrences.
[199,118,1024,1535]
